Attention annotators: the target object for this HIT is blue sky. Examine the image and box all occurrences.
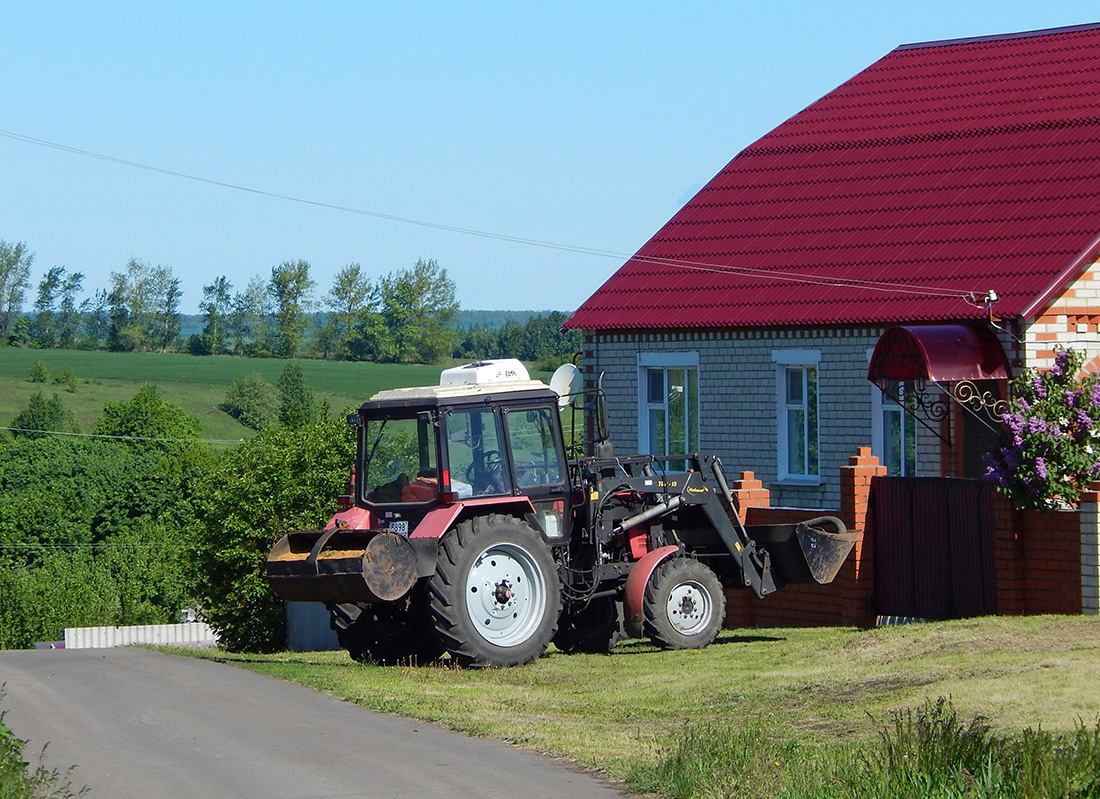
[2,2,1098,313]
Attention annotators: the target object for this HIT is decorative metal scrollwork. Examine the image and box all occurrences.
[872,378,952,444]
[951,380,1009,425]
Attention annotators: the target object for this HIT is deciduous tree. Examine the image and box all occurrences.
[318,263,372,360]
[0,240,33,340]
[268,260,314,359]
[377,258,458,363]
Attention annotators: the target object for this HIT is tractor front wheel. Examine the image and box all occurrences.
[429,514,561,667]
[642,558,724,650]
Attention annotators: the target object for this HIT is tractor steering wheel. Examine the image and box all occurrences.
[466,450,505,494]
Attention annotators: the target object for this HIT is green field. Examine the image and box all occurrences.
[0,349,452,442]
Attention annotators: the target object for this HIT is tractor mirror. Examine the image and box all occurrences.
[346,413,360,426]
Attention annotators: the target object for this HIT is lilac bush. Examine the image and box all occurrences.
[984,347,1100,509]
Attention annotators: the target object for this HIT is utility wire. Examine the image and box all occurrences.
[0,426,242,445]
[0,128,986,301]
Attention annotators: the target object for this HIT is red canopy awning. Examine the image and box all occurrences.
[868,325,1011,383]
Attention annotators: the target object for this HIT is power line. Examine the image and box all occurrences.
[0,426,242,445]
[0,128,986,301]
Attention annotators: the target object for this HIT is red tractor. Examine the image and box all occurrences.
[266,360,857,667]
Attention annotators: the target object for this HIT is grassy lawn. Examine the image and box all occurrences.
[187,615,1100,796]
[0,349,447,441]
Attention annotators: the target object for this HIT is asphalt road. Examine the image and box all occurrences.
[0,647,628,799]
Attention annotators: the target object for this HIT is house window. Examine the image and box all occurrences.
[774,351,820,482]
[873,380,917,476]
[639,353,699,466]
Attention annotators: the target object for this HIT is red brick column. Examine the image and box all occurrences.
[730,471,771,523]
[838,447,885,625]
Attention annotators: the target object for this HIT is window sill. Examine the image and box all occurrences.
[773,477,823,488]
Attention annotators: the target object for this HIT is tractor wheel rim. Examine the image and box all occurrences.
[465,542,546,647]
[666,580,710,635]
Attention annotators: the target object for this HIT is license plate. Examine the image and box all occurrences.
[387,521,410,536]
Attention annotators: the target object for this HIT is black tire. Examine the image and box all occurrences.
[642,558,725,650]
[429,514,561,667]
[553,597,624,654]
[328,586,445,666]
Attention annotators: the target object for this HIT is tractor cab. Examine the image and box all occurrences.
[353,360,573,541]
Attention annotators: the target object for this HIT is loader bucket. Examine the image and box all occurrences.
[266,528,418,603]
[745,516,860,586]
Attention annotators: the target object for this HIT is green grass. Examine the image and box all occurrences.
[183,615,1100,797]
[0,349,447,442]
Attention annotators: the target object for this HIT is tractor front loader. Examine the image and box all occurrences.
[266,360,858,667]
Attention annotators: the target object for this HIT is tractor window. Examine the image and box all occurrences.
[505,408,564,488]
[363,416,439,504]
[445,408,510,496]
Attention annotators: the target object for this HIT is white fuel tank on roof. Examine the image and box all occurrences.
[439,359,530,386]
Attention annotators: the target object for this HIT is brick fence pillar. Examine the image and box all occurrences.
[730,471,771,524]
[839,447,886,624]
[1081,481,1100,615]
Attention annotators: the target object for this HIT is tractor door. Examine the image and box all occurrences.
[502,405,571,542]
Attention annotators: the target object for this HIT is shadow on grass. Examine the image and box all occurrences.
[612,633,786,654]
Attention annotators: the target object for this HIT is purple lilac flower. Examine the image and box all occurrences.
[1078,410,1092,431]
[1067,390,1079,410]
[1032,374,1047,399]
[1035,457,1048,481]
[1052,349,1069,378]
[1092,461,1100,476]
[1092,382,1100,408]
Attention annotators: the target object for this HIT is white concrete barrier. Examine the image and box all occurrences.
[63,622,219,650]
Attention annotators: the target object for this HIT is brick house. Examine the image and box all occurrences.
[565,23,1100,512]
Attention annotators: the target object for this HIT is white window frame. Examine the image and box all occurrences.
[638,351,700,462]
[867,347,918,476]
[871,382,918,476]
[773,350,820,484]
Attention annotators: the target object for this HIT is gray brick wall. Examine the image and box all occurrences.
[589,328,942,510]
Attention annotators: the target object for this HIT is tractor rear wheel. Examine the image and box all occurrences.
[553,597,624,654]
[642,557,724,650]
[329,586,445,666]
[429,514,561,667]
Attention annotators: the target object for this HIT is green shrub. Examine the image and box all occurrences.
[9,393,78,439]
[26,360,48,383]
[219,373,278,430]
[52,368,77,393]
[190,417,355,652]
[276,363,320,428]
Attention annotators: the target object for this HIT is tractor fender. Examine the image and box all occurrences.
[623,545,682,629]
[409,496,536,539]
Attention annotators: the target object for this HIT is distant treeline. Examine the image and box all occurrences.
[0,239,578,365]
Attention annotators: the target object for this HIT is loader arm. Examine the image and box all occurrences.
[594,454,779,598]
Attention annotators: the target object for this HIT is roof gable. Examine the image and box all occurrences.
[567,23,1100,331]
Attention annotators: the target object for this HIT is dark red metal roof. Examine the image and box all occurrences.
[567,24,1100,331]
[868,325,1011,383]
